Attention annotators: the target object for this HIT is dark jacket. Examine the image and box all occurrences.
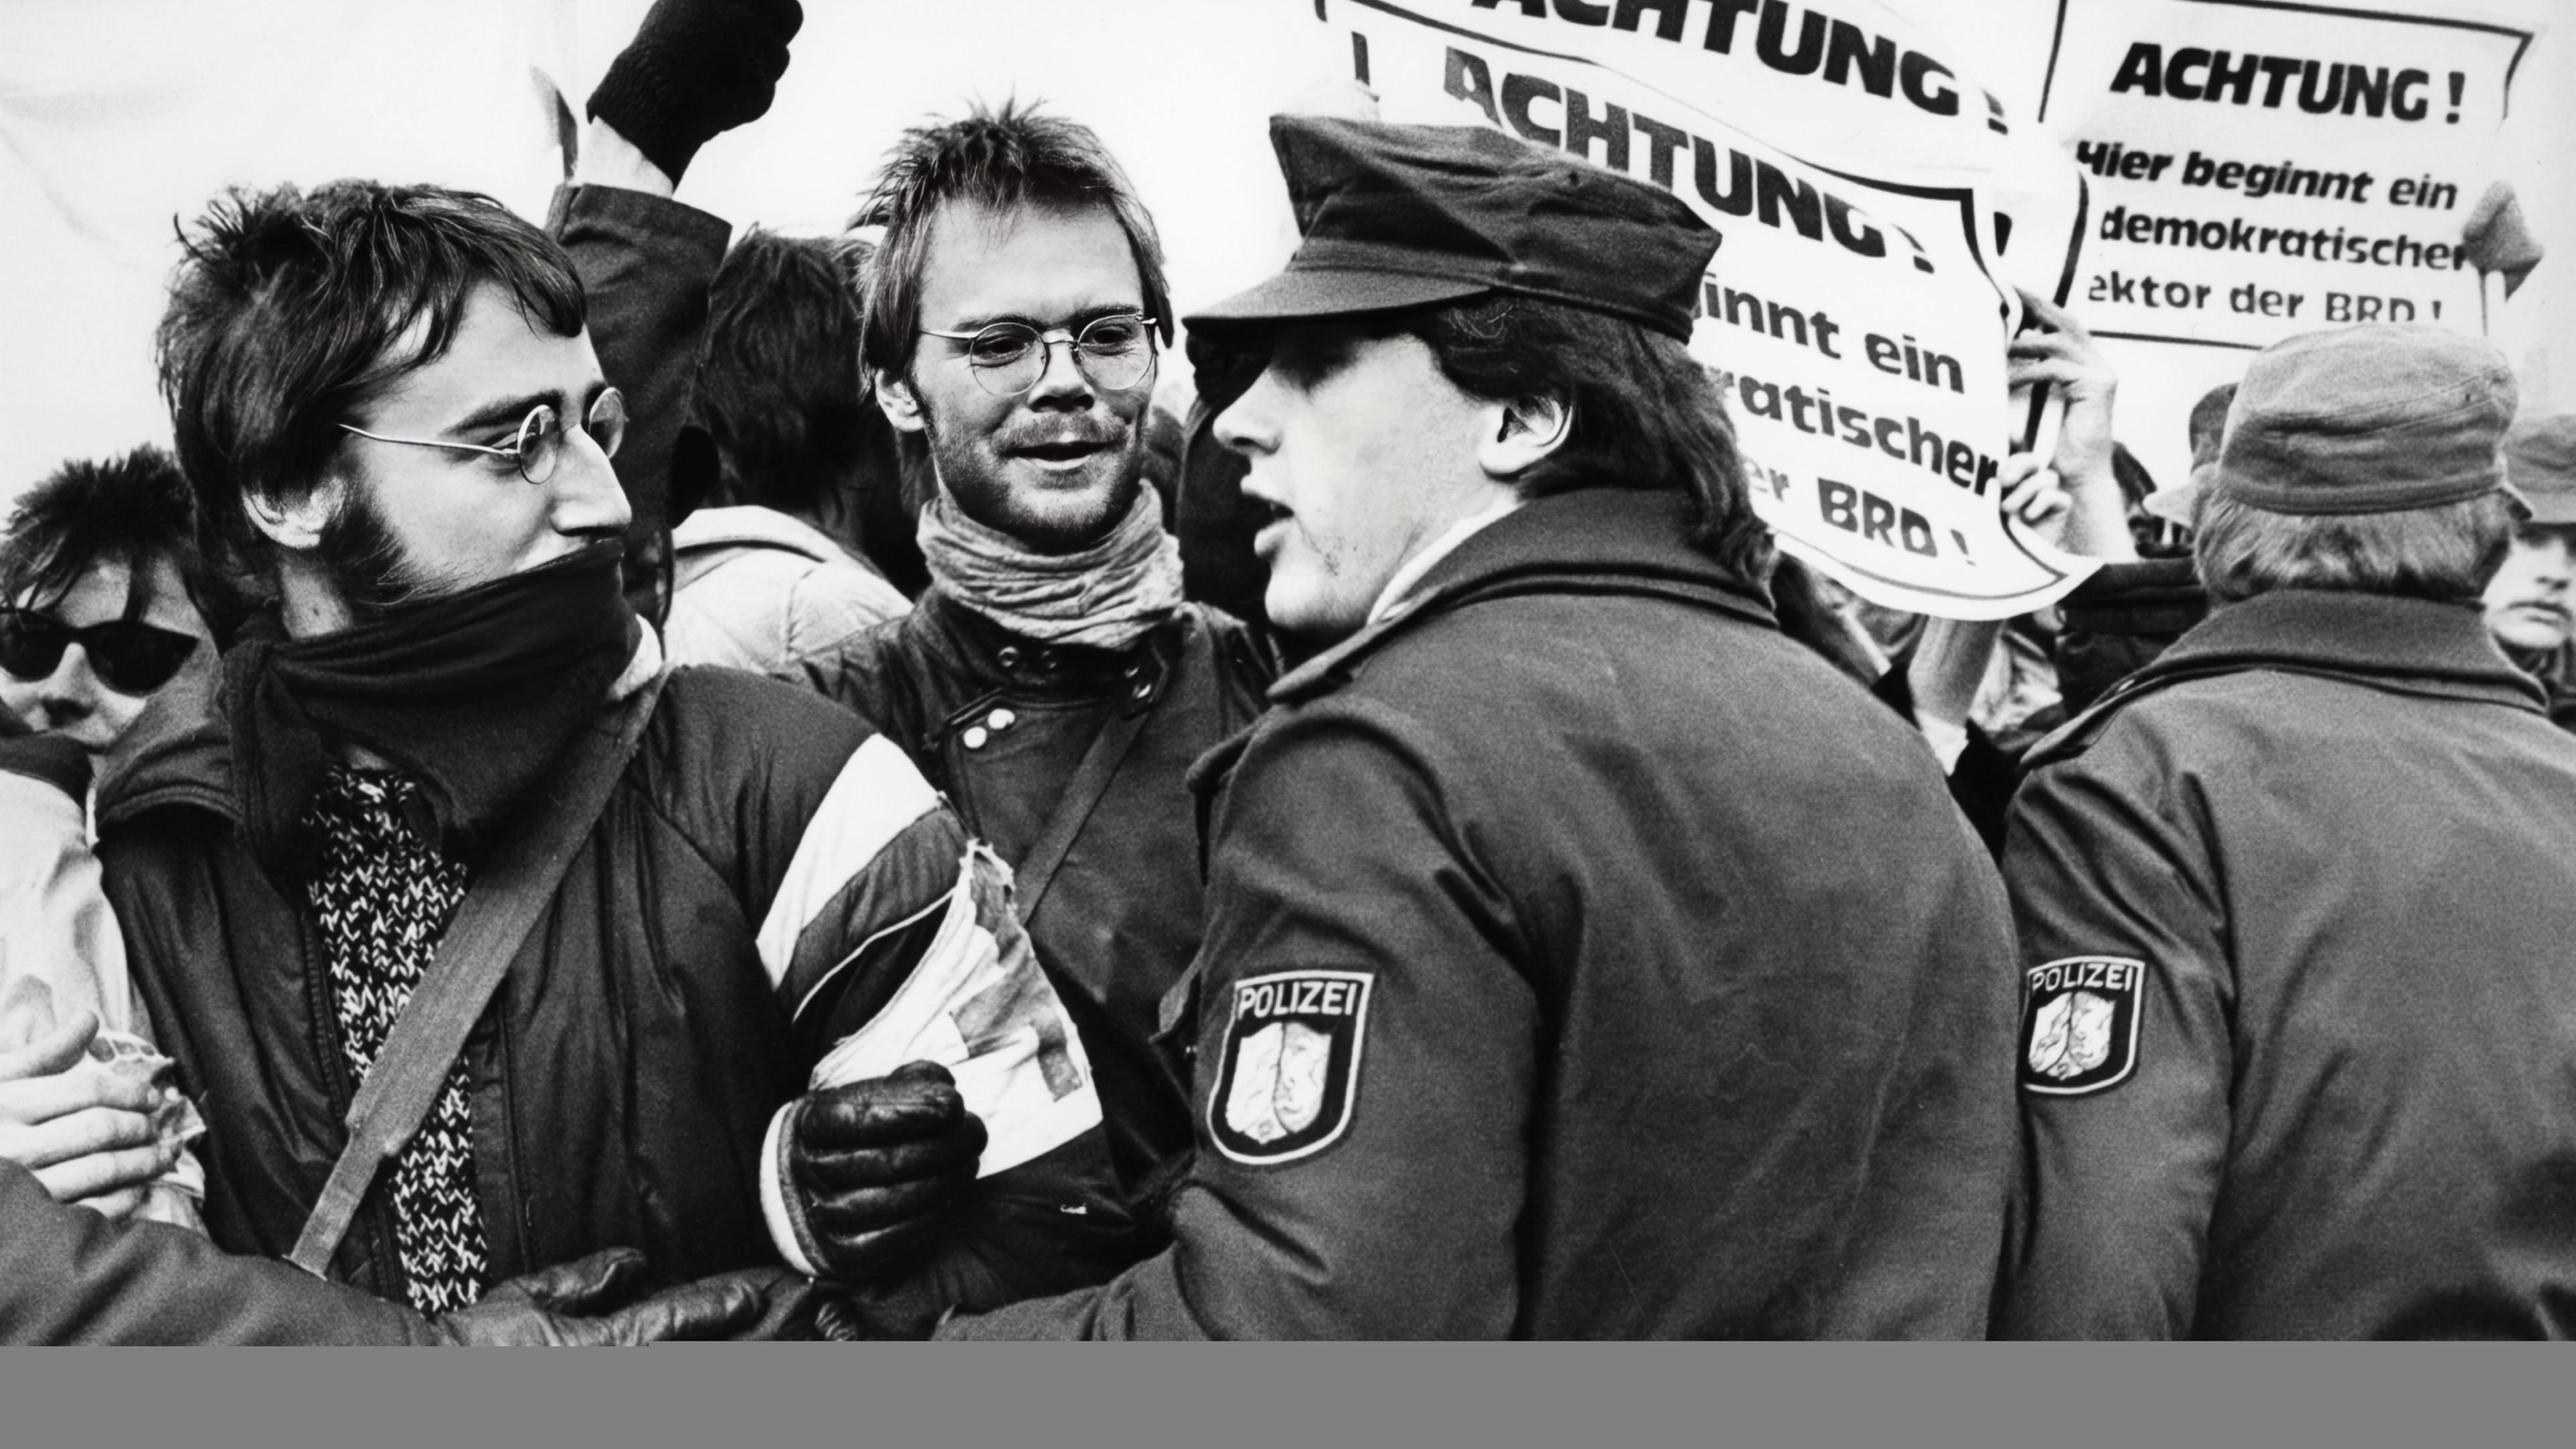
[1997,589,2576,1339]
[0,1158,443,1344]
[795,590,1277,1197]
[546,183,730,619]
[943,488,2021,1340]
[95,657,1132,1320]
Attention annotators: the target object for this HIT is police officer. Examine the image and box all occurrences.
[1997,325,2576,1339]
[918,116,2020,1340]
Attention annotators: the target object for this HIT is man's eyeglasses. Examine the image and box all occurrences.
[337,388,629,486]
[0,608,201,694]
[918,315,1159,398]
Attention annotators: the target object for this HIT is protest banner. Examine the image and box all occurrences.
[1305,0,2097,618]
[2040,0,2539,350]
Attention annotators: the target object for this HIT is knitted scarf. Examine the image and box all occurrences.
[915,484,1183,651]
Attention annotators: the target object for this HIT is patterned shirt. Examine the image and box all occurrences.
[304,767,492,1315]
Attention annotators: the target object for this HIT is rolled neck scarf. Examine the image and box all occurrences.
[223,549,640,876]
[916,483,1185,651]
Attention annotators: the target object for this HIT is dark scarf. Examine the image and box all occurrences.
[223,550,639,877]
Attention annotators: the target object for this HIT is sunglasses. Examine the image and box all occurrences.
[0,608,202,694]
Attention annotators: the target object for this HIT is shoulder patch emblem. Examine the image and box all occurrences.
[1208,969,1372,1165]
[2019,956,2145,1096]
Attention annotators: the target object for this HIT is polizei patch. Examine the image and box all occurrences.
[1208,969,1372,1165]
[2019,956,2145,1096]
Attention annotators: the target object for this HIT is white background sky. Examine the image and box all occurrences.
[3,0,2569,508]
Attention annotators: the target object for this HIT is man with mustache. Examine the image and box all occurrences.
[781,103,1281,1241]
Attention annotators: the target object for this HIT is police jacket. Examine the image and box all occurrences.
[1996,588,2576,1339]
[92,642,1134,1323]
[941,486,2021,1340]
[794,589,1277,1198]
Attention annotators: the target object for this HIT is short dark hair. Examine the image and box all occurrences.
[851,100,1172,380]
[2188,383,2238,468]
[1,446,245,644]
[2194,488,2516,605]
[156,180,586,583]
[692,228,894,529]
[1362,294,1770,582]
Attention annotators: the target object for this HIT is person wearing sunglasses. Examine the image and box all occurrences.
[0,448,221,759]
[1,446,223,1248]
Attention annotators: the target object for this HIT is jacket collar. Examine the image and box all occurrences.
[1269,487,1774,705]
[669,505,857,584]
[95,623,669,834]
[2138,588,2544,712]
[912,586,1174,699]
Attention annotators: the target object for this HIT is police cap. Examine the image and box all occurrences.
[1187,115,1717,342]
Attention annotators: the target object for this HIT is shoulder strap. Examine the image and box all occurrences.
[1271,569,1775,706]
[288,673,666,1279]
[1010,645,1168,926]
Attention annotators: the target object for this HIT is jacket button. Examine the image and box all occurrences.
[961,726,990,750]
[1122,662,1142,680]
[988,708,1016,731]
[1132,681,1152,700]
[998,646,1022,669]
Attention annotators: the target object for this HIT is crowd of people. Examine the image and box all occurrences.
[4,0,2574,1342]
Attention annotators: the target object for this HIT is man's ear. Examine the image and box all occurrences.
[873,368,928,435]
[243,476,344,552]
[1477,394,1573,482]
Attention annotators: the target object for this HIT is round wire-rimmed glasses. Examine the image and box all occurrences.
[918,315,1160,397]
[337,387,629,485]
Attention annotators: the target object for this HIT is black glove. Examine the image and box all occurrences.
[585,0,804,183]
[781,1061,987,1282]
[425,1248,761,1345]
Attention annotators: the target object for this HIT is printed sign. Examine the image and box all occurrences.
[2040,0,2538,351]
[1307,0,2099,619]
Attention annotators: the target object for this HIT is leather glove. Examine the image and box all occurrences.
[779,1061,986,1283]
[584,0,804,183]
[425,1248,761,1345]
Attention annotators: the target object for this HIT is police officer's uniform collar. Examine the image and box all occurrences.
[2023,588,2543,769]
[1269,488,1774,706]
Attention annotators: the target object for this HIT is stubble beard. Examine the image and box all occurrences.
[918,391,1145,554]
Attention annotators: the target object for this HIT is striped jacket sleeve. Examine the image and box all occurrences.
[737,724,1125,1305]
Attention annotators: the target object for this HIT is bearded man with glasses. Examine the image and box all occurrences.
[755,103,1281,1293]
[50,164,1142,1341]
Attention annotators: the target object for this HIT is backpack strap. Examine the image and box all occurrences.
[288,673,665,1279]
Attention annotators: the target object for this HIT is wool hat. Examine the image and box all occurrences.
[1187,116,1717,342]
[2504,414,2576,526]
[2212,323,2518,517]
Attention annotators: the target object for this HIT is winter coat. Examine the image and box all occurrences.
[665,504,910,674]
[794,590,1277,1200]
[93,638,1132,1325]
[1997,588,2576,1338]
[943,486,2022,1339]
